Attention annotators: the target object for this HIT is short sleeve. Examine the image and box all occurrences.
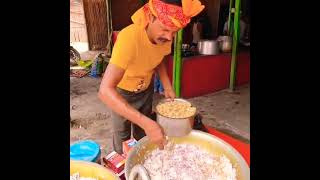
[109,30,136,70]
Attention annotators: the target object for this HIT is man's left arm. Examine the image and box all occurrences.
[156,57,176,100]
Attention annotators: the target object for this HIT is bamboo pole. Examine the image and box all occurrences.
[227,0,234,36]
[229,0,241,91]
[173,29,183,97]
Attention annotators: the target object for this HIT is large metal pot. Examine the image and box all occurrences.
[156,98,196,137]
[70,160,120,180]
[125,130,250,180]
[218,36,233,53]
[197,39,220,55]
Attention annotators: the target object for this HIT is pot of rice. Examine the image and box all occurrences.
[125,130,250,180]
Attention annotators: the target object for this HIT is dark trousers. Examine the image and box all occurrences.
[111,84,155,154]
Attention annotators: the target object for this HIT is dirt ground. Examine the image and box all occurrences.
[70,76,250,155]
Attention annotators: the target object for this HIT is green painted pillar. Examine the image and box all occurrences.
[229,0,241,91]
[173,29,183,97]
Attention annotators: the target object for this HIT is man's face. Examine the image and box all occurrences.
[147,15,180,45]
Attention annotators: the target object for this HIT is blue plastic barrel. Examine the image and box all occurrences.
[70,140,101,163]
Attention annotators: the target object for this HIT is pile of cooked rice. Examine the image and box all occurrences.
[70,173,97,180]
[143,142,237,180]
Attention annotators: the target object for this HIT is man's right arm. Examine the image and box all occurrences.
[98,64,166,149]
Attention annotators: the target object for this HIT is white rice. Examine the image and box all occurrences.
[70,172,98,180]
[143,142,237,180]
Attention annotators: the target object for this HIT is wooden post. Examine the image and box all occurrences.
[83,0,109,50]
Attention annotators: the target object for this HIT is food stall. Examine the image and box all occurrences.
[71,0,250,179]
[166,49,250,98]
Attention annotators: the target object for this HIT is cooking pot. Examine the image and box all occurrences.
[70,160,120,180]
[125,130,250,180]
[156,98,196,137]
[197,39,220,55]
[218,36,233,53]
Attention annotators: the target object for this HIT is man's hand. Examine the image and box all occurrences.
[164,87,176,100]
[142,117,167,150]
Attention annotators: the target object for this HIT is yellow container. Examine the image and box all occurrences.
[70,160,120,180]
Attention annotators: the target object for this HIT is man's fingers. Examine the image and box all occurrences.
[158,143,164,150]
[154,136,166,150]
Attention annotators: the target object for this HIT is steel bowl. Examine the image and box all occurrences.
[197,39,220,55]
[156,98,196,137]
[70,160,120,180]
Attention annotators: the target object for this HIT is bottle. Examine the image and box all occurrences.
[97,55,103,76]
[193,113,208,132]
[96,56,102,75]
[90,58,98,78]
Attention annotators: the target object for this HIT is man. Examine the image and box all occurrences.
[223,15,247,43]
[191,16,203,47]
[98,0,204,154]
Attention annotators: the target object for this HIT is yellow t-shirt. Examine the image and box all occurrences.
[110,24,172,92]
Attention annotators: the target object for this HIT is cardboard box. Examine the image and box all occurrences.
[122,138,137,156]
[116,169,125,180]
[102,151,125,174]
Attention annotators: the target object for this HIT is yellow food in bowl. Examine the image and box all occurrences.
[156,100,196,118]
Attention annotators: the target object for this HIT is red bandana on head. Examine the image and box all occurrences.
[132,0,205,29]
